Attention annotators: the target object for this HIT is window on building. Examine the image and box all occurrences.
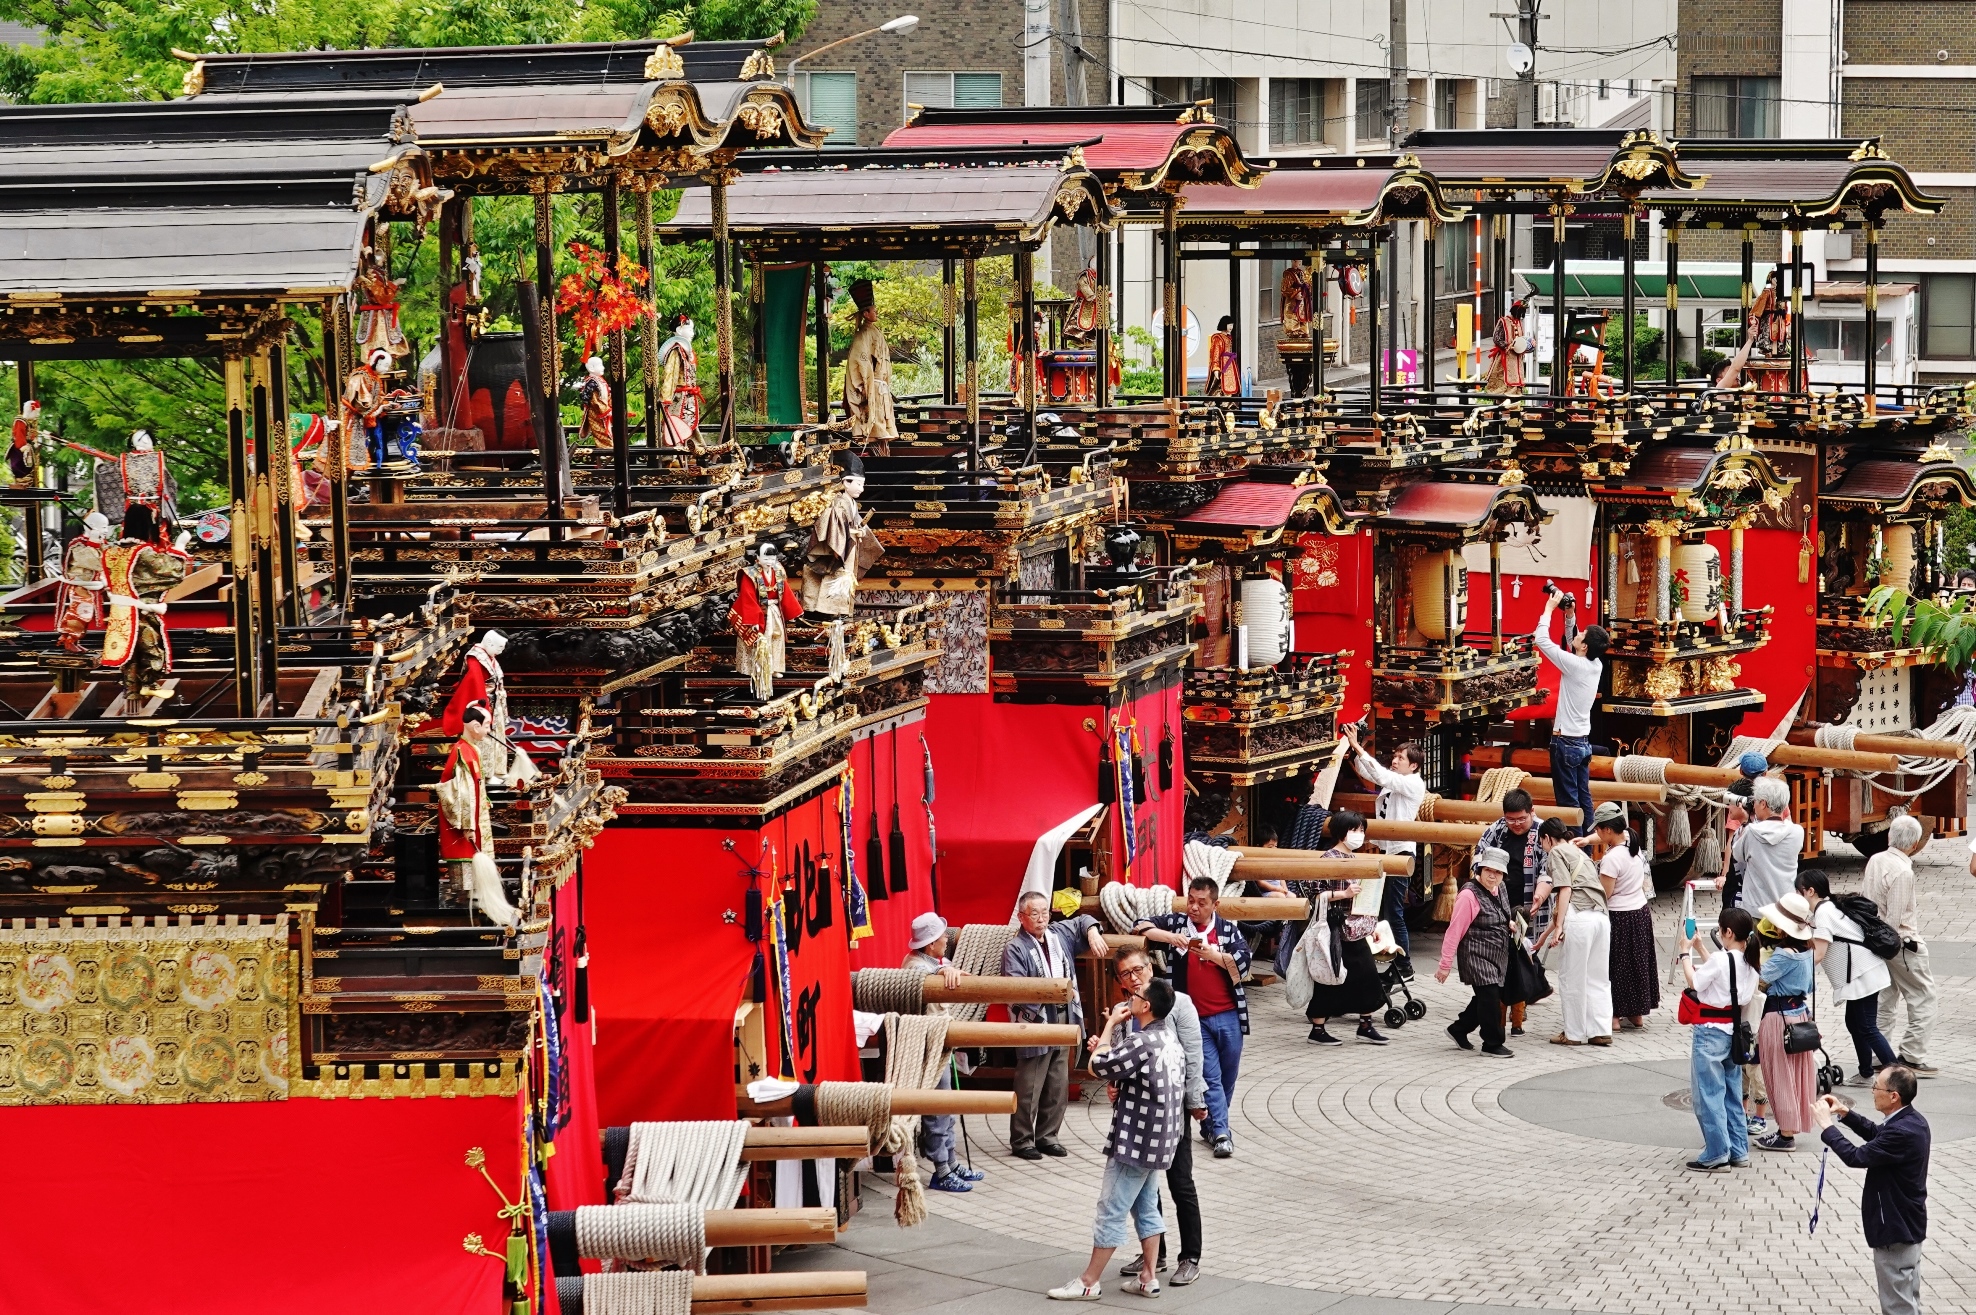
[1597,79,1609,100]
[1435,222,1470,295]
[1153,77,1236,126]
[1261,257,1283,322]
[1436,78,1459,129]
[1691,76,1779,139]
[1923,274,1976,358]
[795,71,857,142]
[1803,318,1895,362]
[1356,78,1390,143]
[903,70,1003,113]
[1270,79,1325,146]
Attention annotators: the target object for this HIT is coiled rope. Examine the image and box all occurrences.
[852,968,925,1015]
[1475,767,1526,806]
[579,1270,694,1315]
[614,1121,749,1214]
[946,924,1014,1023]
[1825,706,1976,799]
[576,1203,706,1271]
[817,1013,952,1228]
[1098,882,1178,933]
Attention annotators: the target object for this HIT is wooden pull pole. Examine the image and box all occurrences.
[1521,776,1668,805]
[739,1126,871,1161]
[919,975,1072,1006]
[1788,726,1965,762]
[1365,818,1486,846]
[1767,744,1903,774]
[1473,745,1736,788]
[943,1020,1079,1048]
[1216,852,1413,876]
[737,1087,1018,1119]
[1100,933,1146,952]
[1331,791,1581,826]
[703,1208,839,1248]
[691,1271,868,1312]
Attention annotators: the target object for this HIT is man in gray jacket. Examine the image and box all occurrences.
[1112,946,1205,1286]
[1003,890,1112,1159]
[1732,775,1804,914]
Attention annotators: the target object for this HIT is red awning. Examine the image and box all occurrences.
[1385,480,1514,528]
[885,117,1190,173]
[1175,479,1310,531]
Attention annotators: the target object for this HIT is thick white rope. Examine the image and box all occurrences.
[1098,882,1178,934]
[946,924,1014,1023]
[851,968,926,1015]
[1831,704,1976,798]
[881,1012,949,1228]
[614,1121,749,1214]
[576,1203,706,1270]
[580,1271,694,1315]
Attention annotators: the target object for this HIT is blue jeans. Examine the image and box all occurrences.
[1550,735,1595,835]
[1381,866,1411,959]
[1846,994,1899,1076]
[1198,1009,1244,1139]
[920,1064,956,1169]
[1092,1157,1165,1249]
[1690,1025,1748,1165]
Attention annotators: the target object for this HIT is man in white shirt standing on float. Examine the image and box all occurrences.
[1533,585,1609,835]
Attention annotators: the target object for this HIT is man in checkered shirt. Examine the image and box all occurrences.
[1047,978,1185,1301]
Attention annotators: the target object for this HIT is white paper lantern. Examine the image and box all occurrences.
[1238,577,1289,667]
[1410,550,1468,641]
[1672,542,1722,623]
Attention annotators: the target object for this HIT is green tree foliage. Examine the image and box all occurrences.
[1866,585,1976,676]
[0,0,800,520]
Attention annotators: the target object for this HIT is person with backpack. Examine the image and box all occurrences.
[1797,868,1897,1086]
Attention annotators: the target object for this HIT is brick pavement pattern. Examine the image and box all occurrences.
[913,837,1976,1312]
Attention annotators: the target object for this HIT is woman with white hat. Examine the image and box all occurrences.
[1752,893,1819,1152]
[903,913,983,1192]
[1435,844,1517,1059]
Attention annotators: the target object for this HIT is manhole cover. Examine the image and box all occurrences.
[1662,1089,1692,1111]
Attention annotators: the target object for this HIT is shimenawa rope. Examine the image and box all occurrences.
[852,968,925,1015]
[615,1121,749,1213]
[576,1203,706,1270]
[946,924,1014,1023]
[815,1013,952,1228]
[1097,882,1177,933]
[580,1269,694,1315]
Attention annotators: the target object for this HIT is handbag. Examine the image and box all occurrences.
[1304,895,1348,987]
[1503,937,1551,1006]
[1728,952,1759,1067]
[1783,956,1823,1055]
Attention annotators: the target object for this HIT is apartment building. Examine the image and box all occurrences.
[1675,0,1975,384]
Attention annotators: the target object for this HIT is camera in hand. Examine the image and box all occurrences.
[1544,581,1575,609]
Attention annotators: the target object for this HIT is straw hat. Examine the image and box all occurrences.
[1758,892,1816,941]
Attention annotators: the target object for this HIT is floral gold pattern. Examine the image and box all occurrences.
[0,917,290,1105]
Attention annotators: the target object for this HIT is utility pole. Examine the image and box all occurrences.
[1388,0,1408,141]
[1518,0,1537,128]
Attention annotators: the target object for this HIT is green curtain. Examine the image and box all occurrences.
[764,265,810,427]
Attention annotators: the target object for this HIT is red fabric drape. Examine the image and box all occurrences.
[544,871,604,1212]
[1293,532,1373,723]
[921,685,1184,931]
[1461,569,1593,723]
[843,722,936,968]
[1729,524,1810,734]
[759,788,861,1086]
[0,1095,523,1315]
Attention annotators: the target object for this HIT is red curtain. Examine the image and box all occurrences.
[584,801,862,1127]
[1727,523,1813,734]
[0,1095,523,1315]
[585,826,756,1126]
[1293,532,1373,723]
[543,871,605,1212]
[1462,568,1592,723]
[921,685,1184,931]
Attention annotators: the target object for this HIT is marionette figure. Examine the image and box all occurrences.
[842,278,897,451]
[354,243,409,362]
[1006,304,1047,397]
[1065,263,1102,344]
[435,704,518,927]
[462,243,484,303]
[289,413,334,511]
[575,356,613,448]
[729,543,803,700]
[51,510,111,654]
[1485,299,1532,395]
[1205,315,1240,396]
[342,348,392,470]
[1748,268,1790,358]
[99,502,189,700]
[65,428,180,527]
[441,629,538,785]
[801,452,883,617]
[1279,264,1315,342]
[9,399,40,487]
[654,315,701,446]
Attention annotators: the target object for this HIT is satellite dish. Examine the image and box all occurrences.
[1506,42,1534,75]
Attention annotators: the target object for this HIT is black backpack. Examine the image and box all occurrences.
[1832,893,1903,960]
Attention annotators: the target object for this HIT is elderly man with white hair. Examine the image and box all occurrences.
[1002,890,1110,1160]
[1731,775,1804,914]
[1867,815,1938,1077]
[902,912,986,1192]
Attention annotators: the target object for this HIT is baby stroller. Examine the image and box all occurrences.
[1368,922,1428,1030]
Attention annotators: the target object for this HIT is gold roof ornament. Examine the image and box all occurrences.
[1849,139,1893,161]
[739,45,777,80]
[181,60,206,98]
[1497,460,1526,487]
[643,45,684,81]
[735,95,787,140]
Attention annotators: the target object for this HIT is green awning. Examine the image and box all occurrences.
[1520,260,1776,302]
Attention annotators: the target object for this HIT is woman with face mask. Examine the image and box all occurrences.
[1289,809,1393,1047]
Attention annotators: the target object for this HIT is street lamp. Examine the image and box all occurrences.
[786,15,920,83]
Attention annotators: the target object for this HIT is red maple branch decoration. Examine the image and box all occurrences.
[554,241,654,358]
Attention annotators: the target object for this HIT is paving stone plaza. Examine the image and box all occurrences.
[787,836,1976,1314]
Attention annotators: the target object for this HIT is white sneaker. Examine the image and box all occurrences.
[1125,1275,1161,1298]
[1048,1279,1103,1301]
